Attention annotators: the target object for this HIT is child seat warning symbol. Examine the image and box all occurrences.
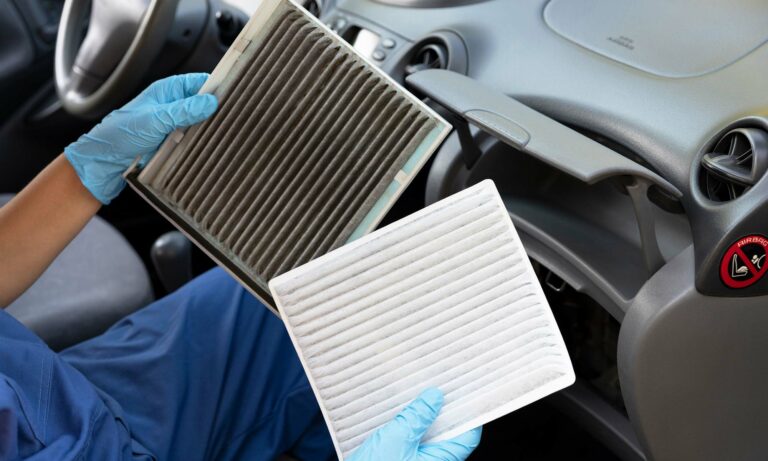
[720,235,768,289]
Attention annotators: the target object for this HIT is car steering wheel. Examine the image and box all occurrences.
[55,0,180,118]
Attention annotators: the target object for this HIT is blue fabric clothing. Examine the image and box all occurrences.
[0,268,334,461]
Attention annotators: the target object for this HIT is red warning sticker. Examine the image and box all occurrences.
[720,234,768,289]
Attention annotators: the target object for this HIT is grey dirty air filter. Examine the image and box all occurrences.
[269,181,575,459]
[125,0,450,311]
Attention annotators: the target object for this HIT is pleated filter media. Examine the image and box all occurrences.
[125,0,450,310]
[270,181,575,459]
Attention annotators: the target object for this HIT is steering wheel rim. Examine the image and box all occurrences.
[55,0,180,118]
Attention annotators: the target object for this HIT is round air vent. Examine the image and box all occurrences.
[404,43,449,76]
[699,128,768,202]
[397,32,467,82]
[301,0,323,17]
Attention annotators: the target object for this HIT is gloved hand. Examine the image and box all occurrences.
[348,388,482,461]
[64,73,218,204]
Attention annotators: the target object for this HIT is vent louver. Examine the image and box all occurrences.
[404,42,449,77]
[398,32,468,81]
[301,0,322,17]
[700,128,768,202]
[126,0,450,311]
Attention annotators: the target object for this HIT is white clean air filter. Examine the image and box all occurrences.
[269,180,575,460]
[125,0,450,311]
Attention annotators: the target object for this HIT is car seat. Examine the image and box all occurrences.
[1,194,153,350]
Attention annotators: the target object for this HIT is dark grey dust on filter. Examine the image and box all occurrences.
[126,0,449,309]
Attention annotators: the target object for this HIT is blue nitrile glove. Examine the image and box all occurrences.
[348,388,482,461]
[64,73,218,204]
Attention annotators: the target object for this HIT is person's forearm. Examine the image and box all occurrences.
[0,154,101,307]
[0,74,215,307]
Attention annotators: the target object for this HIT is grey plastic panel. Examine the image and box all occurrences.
[407,70,681,199]
[619,246,768,460]
[550,379,645,461]
[544,0,768,78]
[334,0,768,191]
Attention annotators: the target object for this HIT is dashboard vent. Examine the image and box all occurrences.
[398,32,467,82]
[700,128,768,202]
[301,0,322,17]
[405,43,449,76]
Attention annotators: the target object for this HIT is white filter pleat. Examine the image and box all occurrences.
[269,180,575,460]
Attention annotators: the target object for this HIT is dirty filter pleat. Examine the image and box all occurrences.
[132,0,448,307]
